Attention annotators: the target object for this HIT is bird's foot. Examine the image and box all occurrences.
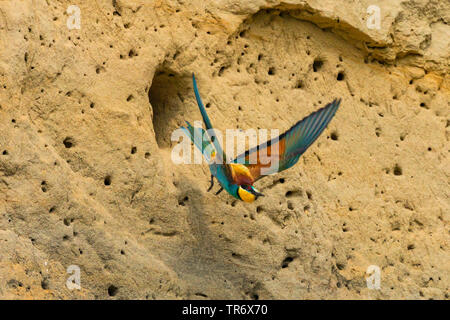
[207,175,214,192]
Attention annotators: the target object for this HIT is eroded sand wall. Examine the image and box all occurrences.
[0,0,448,299]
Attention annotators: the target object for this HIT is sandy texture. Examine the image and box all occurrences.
[0,0,448,299]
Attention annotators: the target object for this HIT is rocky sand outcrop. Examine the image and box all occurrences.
[0,0,448,299]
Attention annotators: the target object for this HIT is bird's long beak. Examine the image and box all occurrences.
[250,188,265,198]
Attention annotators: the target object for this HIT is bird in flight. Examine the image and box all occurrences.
[181,74,341,203]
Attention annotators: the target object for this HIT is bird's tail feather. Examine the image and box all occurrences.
[192,74,225,158]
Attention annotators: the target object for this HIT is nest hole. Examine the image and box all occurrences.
[312,58,323,72]
[148,69,191,148]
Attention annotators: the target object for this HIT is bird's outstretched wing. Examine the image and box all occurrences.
[180,74,230,167]
[180,121,215,163]
[232,99,341,182]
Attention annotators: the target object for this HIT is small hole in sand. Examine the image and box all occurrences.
[104,176,112,186]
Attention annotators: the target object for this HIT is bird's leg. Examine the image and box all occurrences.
[207,175,214,192]
[215,187,223,195]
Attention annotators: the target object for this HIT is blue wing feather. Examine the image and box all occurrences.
[232,99,341,179]
[181,121,215,162]
[284,99,341,157]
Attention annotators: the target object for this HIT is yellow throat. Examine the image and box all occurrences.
[238,187,256,203]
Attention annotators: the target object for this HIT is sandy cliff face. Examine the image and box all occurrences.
[0,0,448,299]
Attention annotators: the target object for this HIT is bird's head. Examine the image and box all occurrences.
[236,184,264,203]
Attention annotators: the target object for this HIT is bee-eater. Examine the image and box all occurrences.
[181,74,341,203]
